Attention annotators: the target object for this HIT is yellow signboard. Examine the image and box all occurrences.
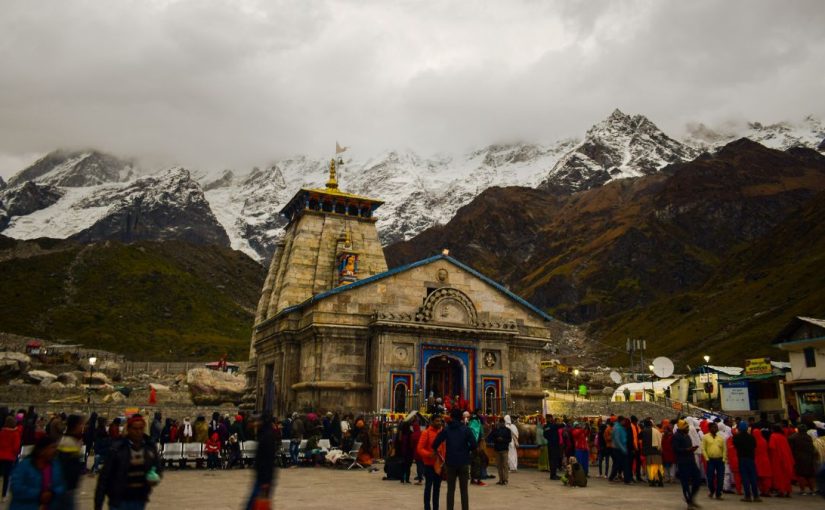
[540,361,555,369]
[556,364,568,373]
[744,357,772,376]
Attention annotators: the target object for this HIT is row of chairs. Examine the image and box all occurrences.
[19,439,364,470]
[277,439,365,470]
[159,441,258,468]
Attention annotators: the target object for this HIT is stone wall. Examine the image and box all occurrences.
[545,399,705,422]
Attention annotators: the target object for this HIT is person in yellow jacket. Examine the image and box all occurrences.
[701,422,727,499]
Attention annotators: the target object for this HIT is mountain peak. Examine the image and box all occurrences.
[8,149,134,188]
[608,108,629,121]
[542,110,697,193]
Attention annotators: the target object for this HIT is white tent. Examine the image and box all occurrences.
[612,378,678,402]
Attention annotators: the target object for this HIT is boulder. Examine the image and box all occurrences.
[186,368,245,405]
[102,391,127,404]
[88,372,111,385]
[149,383,170,392]
[26,370,57,384]
[45,381,65,389]
[80,359,122,381]
[0,352,31,380]
[57,372,79,386]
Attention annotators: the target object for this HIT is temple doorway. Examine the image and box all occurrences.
[425,354,464,400]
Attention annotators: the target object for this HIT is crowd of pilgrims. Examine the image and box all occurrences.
[0,405,823,507]
[531,412,825,503]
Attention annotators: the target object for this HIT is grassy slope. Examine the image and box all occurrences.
[590,191,825,366]
[0,238,265,360]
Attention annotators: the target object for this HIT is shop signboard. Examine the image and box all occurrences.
[720,380,751,411]
[744,357,772,376]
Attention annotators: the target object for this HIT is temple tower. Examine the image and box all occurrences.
[244,155,386,409]
[254,158,387,323]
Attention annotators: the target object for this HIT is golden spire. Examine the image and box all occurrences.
[326,158,338,190]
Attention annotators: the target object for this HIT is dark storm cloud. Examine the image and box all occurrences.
[0,0,823,177]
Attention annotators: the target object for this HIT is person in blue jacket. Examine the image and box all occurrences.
[10,436,66,510]
[432,408,477,510]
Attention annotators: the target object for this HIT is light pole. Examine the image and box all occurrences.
[573,369,579,402]
[87,356,97,409]
[648,364,655,402]
[702,355,711,407]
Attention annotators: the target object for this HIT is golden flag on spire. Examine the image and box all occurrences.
[336,141,349,154]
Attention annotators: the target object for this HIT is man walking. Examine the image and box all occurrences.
[487,418,512,485]
[732,421,760,502]
[701,421,726,499]
[95,414,161,510]
[544,416,562,480]
[433,408,477,510]
[673,419,702,508]
[57,414,85,509]
[246,414,277,510]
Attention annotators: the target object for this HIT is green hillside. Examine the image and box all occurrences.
[0,236,265,360]
[590,190,825,366]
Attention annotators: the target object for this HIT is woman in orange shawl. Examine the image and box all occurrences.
[752,428,772,496]
[767,425,794,497]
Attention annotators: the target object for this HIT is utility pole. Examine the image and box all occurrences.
[626,338,647,380]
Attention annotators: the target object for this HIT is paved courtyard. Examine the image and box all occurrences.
[65,466,824,510]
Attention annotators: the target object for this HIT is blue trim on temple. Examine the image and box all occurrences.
[271,254,555,322]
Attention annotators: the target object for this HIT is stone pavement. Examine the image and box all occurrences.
[65,467,823,510]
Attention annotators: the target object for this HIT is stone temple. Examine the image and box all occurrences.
[248,159,565,416]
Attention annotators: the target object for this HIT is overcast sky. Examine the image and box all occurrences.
[0,0,823,178]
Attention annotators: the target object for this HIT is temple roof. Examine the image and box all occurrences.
[265,253,555,324]
[279,158,383,223]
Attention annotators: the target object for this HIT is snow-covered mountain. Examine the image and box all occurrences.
[1,111,822,263]
[7,150,135,188]
[3,167,228,246]
[202,141,579,259]
[683,115,825,152]
[539,109,698,192]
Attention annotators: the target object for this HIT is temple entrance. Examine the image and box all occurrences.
[425,354,464,400]
[393,383,407,412]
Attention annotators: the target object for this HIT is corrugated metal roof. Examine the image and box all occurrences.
[772,316,825,345]
[690,365,744,376]
[798,317,825,329]
[268,254,555,323]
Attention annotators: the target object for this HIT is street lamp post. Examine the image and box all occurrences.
[573,369,580,402]
[702,355,711,408]
[87,356,97,409]
[648,364,655,402]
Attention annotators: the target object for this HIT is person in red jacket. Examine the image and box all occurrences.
[417,415,446,510]
[205,432,221,470]
[726,430,742,495]
[572,422,590,477]
[767,425,794,497]
[0,415,21,500]
[753,428,772,496]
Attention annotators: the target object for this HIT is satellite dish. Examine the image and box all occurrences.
[652,356,675,378]
[609,371,622,385]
